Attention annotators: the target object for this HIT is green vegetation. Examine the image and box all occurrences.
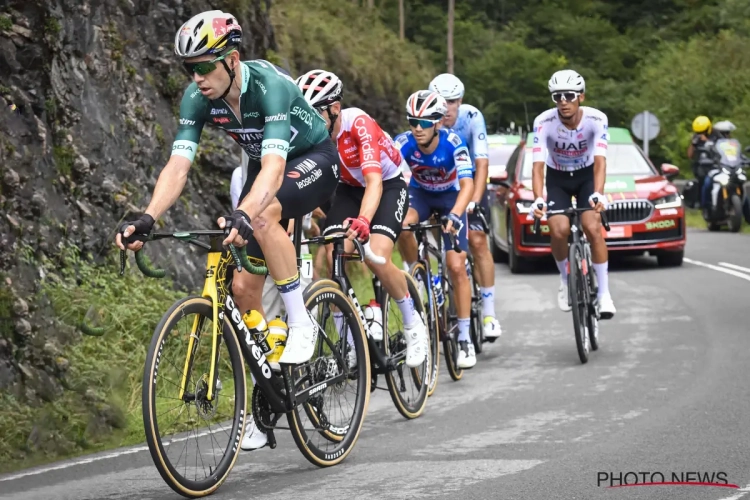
[52,145,74,176]
[0,246,184,472]
[0,15,12,32]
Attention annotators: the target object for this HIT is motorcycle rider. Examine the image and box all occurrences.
[700,120,737,214]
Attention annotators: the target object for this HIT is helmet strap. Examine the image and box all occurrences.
[218,59,236,100]
[325,107,339,137]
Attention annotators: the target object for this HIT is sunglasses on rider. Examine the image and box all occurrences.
[183,49,235,76]
[551,91,580,103]
[408,118,439,129]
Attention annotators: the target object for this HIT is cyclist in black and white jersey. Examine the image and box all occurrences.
[530,70,616,319]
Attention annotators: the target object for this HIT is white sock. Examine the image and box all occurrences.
[593,262,609,298]
[556,258,569,285]
[395,292,417,326]
[333,311,354,348]
[458,318,470,342]
[480,286,495,318]
[275,273,308,325]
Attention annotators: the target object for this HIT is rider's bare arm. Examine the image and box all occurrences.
[593,155,606,195]
[452,176,475,218]
[472,158,488,204]
[144,155,192,220]
[360,171,383,222]
[532,161,545,201]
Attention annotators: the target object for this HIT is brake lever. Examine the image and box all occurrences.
[118,232,150,276]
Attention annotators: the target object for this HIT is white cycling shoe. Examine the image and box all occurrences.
[483,317,502,339]
[457,340,476,368]
[558,281,571,312]
[404,315,429,368]
[241,415,268,451]
[278,319,318,365]
[598,292,616,319]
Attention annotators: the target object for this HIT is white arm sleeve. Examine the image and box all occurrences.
[470,109,488,159]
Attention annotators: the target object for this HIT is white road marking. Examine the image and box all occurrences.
[717,483,750,500]
[0,425,226,482]
[684,258,750,283]
[718,262,750,275]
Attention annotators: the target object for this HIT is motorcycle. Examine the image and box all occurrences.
[688,138,750,232]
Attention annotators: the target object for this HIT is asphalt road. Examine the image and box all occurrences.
[2,228,750,500]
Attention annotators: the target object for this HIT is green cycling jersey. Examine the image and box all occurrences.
[171,59,329,166]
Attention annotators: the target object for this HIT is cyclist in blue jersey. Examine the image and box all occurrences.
[395,90,477,369]
[429,73,502,341]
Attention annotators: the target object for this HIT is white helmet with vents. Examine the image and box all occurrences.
[295,69,343,108]
[405,90,447,120]
[429,73,465,100]
[548,69,586,93]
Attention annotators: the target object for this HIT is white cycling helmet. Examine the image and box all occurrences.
[405,90,447,120]
[548,69,586,93]
[429,73,465,100]
[174,10,242,58]
[295,69,343,108]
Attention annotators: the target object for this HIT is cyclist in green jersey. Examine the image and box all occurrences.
[115,10,340,365]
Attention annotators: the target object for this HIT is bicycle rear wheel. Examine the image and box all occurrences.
[286,284,371,467]
[410,262,440,397]
[568,244,590,364]
[382,271,430,419]
[442,282,464,381]
[468,261,483,354]
[142,297,246,498]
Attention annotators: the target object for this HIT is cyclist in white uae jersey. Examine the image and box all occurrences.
[427,73,501,342]
[531,69,616,319]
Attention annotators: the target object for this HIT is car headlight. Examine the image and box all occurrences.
[652,193,682,209]
[515,200,533,213]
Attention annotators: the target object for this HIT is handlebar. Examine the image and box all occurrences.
[301,232,386,265]
[118,229,269,278]
[531,197,610,235]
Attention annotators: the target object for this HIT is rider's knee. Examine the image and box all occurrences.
[447,252,467,279]
[252,203,282,242]
[582,219,602,241]
[549,221,570,241]
[468,231,486,251]
[233,272,263,307]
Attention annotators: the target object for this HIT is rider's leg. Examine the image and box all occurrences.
[581,210,615,318]
[545,169,574,312]
[399,189,428,268]
[467,195,500,338]
[366,180,427,367]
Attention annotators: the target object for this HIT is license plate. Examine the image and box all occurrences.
[602,225,631,239]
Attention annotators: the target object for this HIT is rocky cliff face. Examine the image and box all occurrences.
[0,0,273,408]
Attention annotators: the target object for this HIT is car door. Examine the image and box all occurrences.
[493,145,522,250]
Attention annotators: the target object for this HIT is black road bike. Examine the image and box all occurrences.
[114,218,370,498]
[403,213,468,387]
[533,201,610,364]
[302,232,431,420]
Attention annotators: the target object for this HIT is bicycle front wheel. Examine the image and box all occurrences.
[442,282,464,381]
[142,296,247,498]
[568,244,590,364]
[468,263,483,354]
[410,262,440,397]
[383,271,430,419]
[286,284,371,467]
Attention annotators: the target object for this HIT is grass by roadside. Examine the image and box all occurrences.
[0,243,400,475]
[684,207,750,234]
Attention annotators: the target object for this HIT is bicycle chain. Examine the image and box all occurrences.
[251,384,276,432]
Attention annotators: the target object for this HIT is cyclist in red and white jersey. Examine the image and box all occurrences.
[531,69,615,319]
[295,69,428,369]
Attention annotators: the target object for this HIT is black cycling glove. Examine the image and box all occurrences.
[224,210,254,240]
[119,214,155,243]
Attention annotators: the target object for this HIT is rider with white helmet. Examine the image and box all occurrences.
[530,69,616,319]
[295,69,429,370]
[395,90,478,369]
[425,73,501,343]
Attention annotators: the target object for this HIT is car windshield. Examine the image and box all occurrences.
[520,143,656,179]
[488,146,515,167]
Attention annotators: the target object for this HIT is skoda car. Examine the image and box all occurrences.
[486,127,686,273]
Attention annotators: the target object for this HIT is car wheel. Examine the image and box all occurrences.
[657,250,684,267]
[507,218,524,274]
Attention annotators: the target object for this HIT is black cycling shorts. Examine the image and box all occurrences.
[239,139,340,263]
[545,165,595,215]
[322,176,409,242]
